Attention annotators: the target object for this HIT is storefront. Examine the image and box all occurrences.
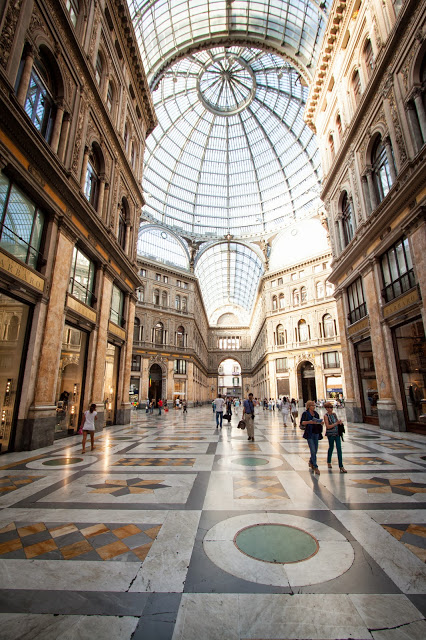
[326,376,343,399]
[354,338,379,424]
[174,379,186,404]
[0,291,32,452]
[104,342,120,426]
[393,318,426,433]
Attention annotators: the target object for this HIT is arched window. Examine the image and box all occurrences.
[124,122,129,152]
[329,134,335,159]
[176,325,185,347]
[66,0,80,27]
[336,113,342,136]
[326,281,334,296]
[175,294,181,310]
[301,286,307,303]
[371,136,393,202]
[182,297,187,312]
[137,286,144,302]
[279,293,285,309]
[154,321,163,344]
[161,291,167,307]
[363,39,374,79]
[341,191,354,246]
[84,146,101,208]
[272,295,277,310]
[24,56,56,142]
[106,81,114,113]
[323,314,335,338]
[276,324,285,345]
[118,199,127,249]
[153,289,160,305]
[293,289,300,305]
[316,281,325,298]
[133,317,141,342]
[95,52,103,86]
[298,319,308,342]
[352,69,362,106]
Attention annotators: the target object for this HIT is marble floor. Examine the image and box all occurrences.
[0,407,426,639]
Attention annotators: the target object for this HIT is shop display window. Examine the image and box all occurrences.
[355,338,378,420]
[55,323,88,436]
[394,319,426,425]
[104,342,120,425]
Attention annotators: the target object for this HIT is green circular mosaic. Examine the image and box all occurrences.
[42,458,83,466]
[234,524,318,563]
[232,457,269,466]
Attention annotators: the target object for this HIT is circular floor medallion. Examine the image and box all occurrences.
[232,457,269,466]
[234,523,318,563]
[42,457,83,466]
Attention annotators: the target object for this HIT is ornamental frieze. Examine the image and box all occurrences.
[0,0,24,70]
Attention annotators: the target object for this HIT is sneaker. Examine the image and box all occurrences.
[340,467,347,473]
[248,437,251,440]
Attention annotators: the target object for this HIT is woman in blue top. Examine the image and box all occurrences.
[324,402,347,473]
[300,400,323,475]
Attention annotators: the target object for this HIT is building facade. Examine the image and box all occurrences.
[306,0,426,432]
[0,0,156,451]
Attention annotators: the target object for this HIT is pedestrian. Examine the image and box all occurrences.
[149,399,154,414]
[182,399,187,413]
[212,400,216,413]
[176,397,180,410]
[300,400,324,475]
[290,398,298,426]
[145,398,149,414]
[158,398,163,415]
[164,399,169,413]
[323,401,347,473]
[272,398,275,411]
[80,403,97,453]
[214,393,225,428]
[281,396,291,427]
[234,398,240,414]
[243,392,255,441]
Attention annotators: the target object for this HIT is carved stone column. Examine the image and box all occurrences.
[16,45,34,106]
[57,113,71,163]
[116,293,134,425]
[97,175,106,218]
[413,89,426,142]
[90,269,113,429]
[80,146,90,191]
[366,168,378,211]
[384,136,397,182]
[361,175,372,215]
[50,102,65,154]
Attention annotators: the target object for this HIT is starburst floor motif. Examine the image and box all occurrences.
[88,477,170,496]
[351,477,426,495]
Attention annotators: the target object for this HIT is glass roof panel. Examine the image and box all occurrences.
[137,227,190,269]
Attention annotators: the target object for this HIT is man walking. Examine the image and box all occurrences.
[158,398,163,415]
[243,392,255,441]
[214,393,226,428]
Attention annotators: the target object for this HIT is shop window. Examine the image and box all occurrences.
[65,0,80,27]
[24,56,56,142]
[323,351,340,368]
[301,286,307,303]
[279,293,285,309]
[347,277,367,324]
[272,295,277,310]
[174,359,186,374]
[381,237,416,303]
[323,314,335,338]
[363,38,374,79]
[276,357,288,372]
[104,342,120,426]
[298,319,308,342]
[0,172,45,270]
[276,324,285,345]
[110,284,124,326]
[355,338,378,419]
[68,246,95,306]
[56,323,88,436]
[394,319,426,424]
[95,52,103,86]
[176,325,185,347]
[175,294,181,310]
[293,289,300,305]
[161,291,167,307]
[341,191,354,246]
[371,135,394,202]
[316,281,324,298]
[131,355,141,372]
[154,321,164,344]
[352,69,362,106]
[133,317,142,342]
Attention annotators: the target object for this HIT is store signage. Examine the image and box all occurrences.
[67,295,96,323]
[0,250,45,292]
[108,321,126,340]
[348,316,369,336]
[383,289,419,318]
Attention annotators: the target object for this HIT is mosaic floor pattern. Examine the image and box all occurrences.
[0,406,425,640]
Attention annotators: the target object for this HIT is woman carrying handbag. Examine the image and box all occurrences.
[323,402,347,473]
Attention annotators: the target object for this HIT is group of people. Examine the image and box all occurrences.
[212,394,239,428]
[280,397,298,427]
[300,400,346,475]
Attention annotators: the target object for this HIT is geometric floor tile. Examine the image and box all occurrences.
[0,475,44,494]
[0,521,162,561]
[350,477,426,495]
[233,475,289,500]
[111,457,196,467]
[379,442,419,450]
[341,456,393,466]
[382,523,426,563]
[87,477,171,496]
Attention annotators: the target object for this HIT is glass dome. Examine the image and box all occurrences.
[141,46,322,239]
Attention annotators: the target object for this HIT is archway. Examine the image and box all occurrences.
[218,358,241,400]
[298,361,317,404]
[149,363,163,405]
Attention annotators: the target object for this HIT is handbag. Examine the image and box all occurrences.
[237,420,246,430]
[338,422,345,440]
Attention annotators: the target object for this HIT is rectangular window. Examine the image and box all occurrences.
[0,172,45,270]
[110,284,124,326]
[155,273,161,281]
[68,246,95,306]
[291,273,297,280]
[177,280,181,287]
[347,277,367,324]
[276,358,288,372]
[323,351,340,368]
[278,277,283,285]
[271,280,276,287]
[174,359,187,374]
[140,269,146,277]
[131,355,141,371]
[183,282,188,289]
[381,237,416,303]
[163,275,168,283]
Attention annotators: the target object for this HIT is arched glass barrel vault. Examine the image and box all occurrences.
[128,1,328,318]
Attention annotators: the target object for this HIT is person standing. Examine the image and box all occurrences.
[182,399,187,413]
[234,398,240,415]
[81,403,97,453]
[290,398,298,427]
[281,397,291,427]
[214,393,225,428]
[323,401,347,473]
[158,398,163,415]
[243,392,255,441]
[300,400,323,475]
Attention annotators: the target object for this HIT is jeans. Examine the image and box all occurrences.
[327,435,343,467]
[216,411,223,427]
[158,408,162,415]
[307,434,320,468]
